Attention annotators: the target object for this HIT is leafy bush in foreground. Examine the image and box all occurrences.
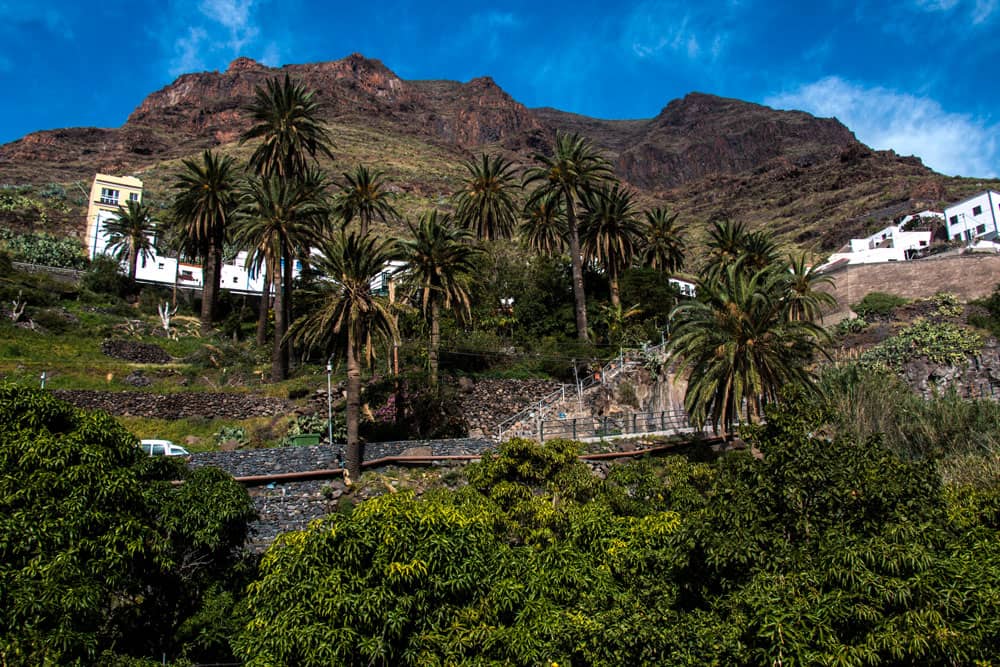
[238,407,1000,665]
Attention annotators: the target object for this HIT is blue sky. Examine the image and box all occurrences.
[1,0,998,177]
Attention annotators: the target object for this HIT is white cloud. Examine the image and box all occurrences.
[624,1,731,63]
[765,76,998,177]
[461,11,521,61]
[199,0,259,50]
[910,0,996,23]
[170,26,209,76]
[972,0,999,22]
[162,0,268,77]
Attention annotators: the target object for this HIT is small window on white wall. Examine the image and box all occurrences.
[973,205,983,216]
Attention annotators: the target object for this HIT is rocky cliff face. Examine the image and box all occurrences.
[0,54,540,184]
[610,93,859,188]
[0,52,968,255]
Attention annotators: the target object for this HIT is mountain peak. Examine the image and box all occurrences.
[227,56,267,73]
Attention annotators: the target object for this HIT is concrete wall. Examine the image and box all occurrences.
[824,253,1000,317]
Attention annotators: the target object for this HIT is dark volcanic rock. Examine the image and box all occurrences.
[53,390,294,419]
[616,92,859,189]
[101,339,173,364]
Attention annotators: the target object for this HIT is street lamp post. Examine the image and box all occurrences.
[326,360,334,454]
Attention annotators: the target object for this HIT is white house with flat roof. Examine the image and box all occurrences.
[85,173,284,295]
[819,223,934,269]
[945,191,1000,243]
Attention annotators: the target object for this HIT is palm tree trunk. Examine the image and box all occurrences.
[256,262,269,346]
[345,323,362,480]
[429,298,440,386]
[281,250,293,377]
[270,270,286,382]
[201,239,219,336]
[565,191,589,342]
[128,247,138,289]
[609,269,621,309]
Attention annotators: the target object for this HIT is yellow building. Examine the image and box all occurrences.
[85,173,144,259]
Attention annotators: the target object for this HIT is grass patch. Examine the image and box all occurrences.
[116,415,290,451]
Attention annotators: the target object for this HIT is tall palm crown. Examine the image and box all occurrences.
[333,165,398,237]
[291,232,397,479]
[235,174,329,381]
[668,263,828,436]
[171,150,239,332]
[241,74,334,180]
[453,153,520,241]
[397,211,481,385]
[103,200,156,285]
[579,183,643,308]
[782,253,837,322]
[641,208,686,274]
[523,132,614,342]
[519,192,566,256]
[705,219,780,279]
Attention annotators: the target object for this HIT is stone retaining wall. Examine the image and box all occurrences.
[53,390,294,419]
[189,437,495,477]
[824,253,1000,318]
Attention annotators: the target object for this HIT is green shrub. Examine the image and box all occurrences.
[834,316,868,335]
[859,317,981,368]
[852,291,908,318]
[81,255,130,298]
[0,229,88,269]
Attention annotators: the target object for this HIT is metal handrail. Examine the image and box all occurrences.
[503,408,705,442]
[495,336,672,441]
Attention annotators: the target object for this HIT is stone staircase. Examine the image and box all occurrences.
[495,341,687,441]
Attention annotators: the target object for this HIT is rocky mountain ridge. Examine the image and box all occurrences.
[1,52,996,253]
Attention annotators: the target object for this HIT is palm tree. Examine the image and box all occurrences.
[235,174,328,381]
[524,132,613,342]
[580,183,643,309]
[667,263,828,436]
[782,253,837,323]
[519,191,566,256]
[291,232,397,480]
[333,165,398,236]
[397,211,481,386]
[241,74,334,180]
[640,207,686,275]
[171,150,239,334]
[453,153,520,241]
[103,200,156,289]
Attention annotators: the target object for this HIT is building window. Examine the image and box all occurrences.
[100,188,120,205]
[157,262,165,270]
[954,234,962,241]
[973,205,983,216]
[977,224,987,234]
[129,193,139,202]
[232,276,238,283]
[919,240,927,246]
[950,215,959,225]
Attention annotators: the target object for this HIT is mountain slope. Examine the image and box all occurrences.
[1,53,997,256]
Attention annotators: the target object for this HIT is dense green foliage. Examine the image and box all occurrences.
[237,395,1000,665]
[0,228,89,269]
[852,291,909,319]
[0,386,256,665]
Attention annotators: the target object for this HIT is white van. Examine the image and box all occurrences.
[139,439,191,457]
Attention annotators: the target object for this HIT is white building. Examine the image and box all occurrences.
[819,222,935,268]
[945,191,1000,243]
[85,173,284,296]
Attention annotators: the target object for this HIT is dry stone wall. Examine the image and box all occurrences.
[824,253,1000,317]
[53,390,294,419]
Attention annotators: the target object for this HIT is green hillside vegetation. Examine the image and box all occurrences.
[3,377,1000,665]
[2,75,1000,663]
